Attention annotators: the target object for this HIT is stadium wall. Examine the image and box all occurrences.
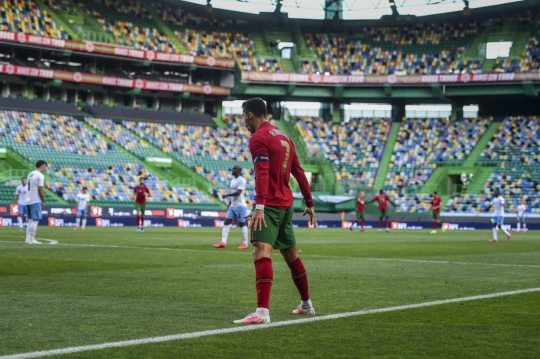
[1,204,537,231]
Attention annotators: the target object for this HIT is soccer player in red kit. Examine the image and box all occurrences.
[133,177,151,232]
[349,191,365,231]
[234,97,317,325]
[366,189,395,232]
[430,191,445,234]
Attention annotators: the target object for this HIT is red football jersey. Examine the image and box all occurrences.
[356,195,365,212]
[431,196,442,213]
[375,193,390,210]
[134,185,150,204]
[249,121,313,209]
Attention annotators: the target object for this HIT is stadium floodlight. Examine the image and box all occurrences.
[388,0,399,16]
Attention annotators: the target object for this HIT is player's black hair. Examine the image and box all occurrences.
[242,97,267,118]
[21,176,26,180]
[433,191,438,195]
[82,186,88,190]
[35,160,46,168]
[379,189,384,194]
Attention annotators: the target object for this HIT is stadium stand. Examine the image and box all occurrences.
[446,117,540,214]
[0,110,216,206]
[84,117,169,161]
[122,114,256,202]
[0,0,69,39]
[75,0,178,52]
[295,116,390,189]
[179,29,254,59]
[303,21,486,75]
[384,117,491,212]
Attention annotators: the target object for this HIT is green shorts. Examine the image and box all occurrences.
[379,209,389,218]
[251,205,296,250]
[356,211,365,219]
[135,203,146,213]
[432,212,440,220]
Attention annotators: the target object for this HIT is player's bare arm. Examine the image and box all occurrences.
[249,135,270,232]
[38,186,45,207]
[291,151,316,227]
[12,193,18,204]
[223,189,242,198]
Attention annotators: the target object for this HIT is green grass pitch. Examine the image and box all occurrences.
[0,226,539,358]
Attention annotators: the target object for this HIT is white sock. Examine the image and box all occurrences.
[523,223,527,230]
[301,299,313,308]
[501,226,510,236]
[517,223,521,231]
[221,224,231,244]
[255,307,269,317]
[241,226,248,245]
[76,218,81,227]
[82,219,87,228]
[25,221,32,242]
[31,221,39,240]
[492,227,498,240]
[18,216,23,229]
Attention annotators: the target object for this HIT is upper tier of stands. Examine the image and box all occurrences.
[1,0,69,39]
[80,0,178,52]
[0,110,216,206]
[303,20,492,75]
[3,1,540,75]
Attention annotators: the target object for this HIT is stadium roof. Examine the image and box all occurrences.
[181,0,526,19]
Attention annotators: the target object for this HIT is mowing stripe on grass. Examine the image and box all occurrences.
[1,239,540,269]
[2,287,540,359]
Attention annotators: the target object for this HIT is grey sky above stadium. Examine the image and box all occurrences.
[181,0,524,19]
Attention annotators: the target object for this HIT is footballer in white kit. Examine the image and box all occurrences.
[12,177,30,230]
[26,160,47,244]
[213,165,249,249]
[485,188,511,242]
[74,187,90,230]
[516,200,528,232]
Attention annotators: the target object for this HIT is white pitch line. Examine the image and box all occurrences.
[311,255,540,269]
[1,240,539,269]
[1,287,540,359]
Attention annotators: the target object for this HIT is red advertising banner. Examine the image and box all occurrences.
[0,64,230,95]
[241,71,540,85]
[0,31,234,68]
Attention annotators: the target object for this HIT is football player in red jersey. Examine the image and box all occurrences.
[429,191,445,234]
[349,191,365,232]
[366,189,396,232]
[233,98,316,325]
[133,177,151,232]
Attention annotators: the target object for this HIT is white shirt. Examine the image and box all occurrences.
[26,170,45,205]
[517,204,526,216]
[491,196,505,217]
[76,193,90,210]
[229,176,247,207]
[15,184,30,205]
